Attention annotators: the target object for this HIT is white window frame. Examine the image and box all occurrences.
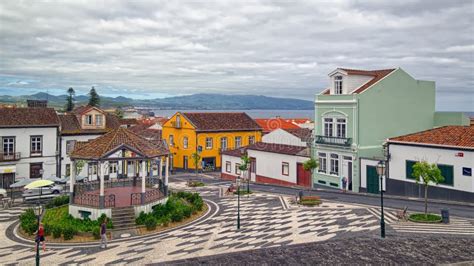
[334,75,343,94]
[282,162,289,176]
[336,118,346,138]
[30,136,42,155]
[330,154,339,176]
[2,137,15,154]
[95,114,103,126]
[109,162,117,174]
[248,136,255,145]
[226,161,231,173]
[235,136,242,148]
[183,137,188,149]
[205,137,213,149]
[324,118,334,137]
[235,163,241,175]
[66,140,76,154]
[85,115,93,125]
[220,137,227,151]
[169,135,174,146]
[318,152,327,173]
[176,115,181,128]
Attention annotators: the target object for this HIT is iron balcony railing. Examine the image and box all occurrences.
[315,135,352,147]
[0,152,21,162]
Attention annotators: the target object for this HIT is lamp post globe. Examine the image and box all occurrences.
[376,160,386,238]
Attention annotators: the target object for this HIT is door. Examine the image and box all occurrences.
[366,165,379,194]
[183,156,188,170]
[30,163,43,179]
[297,163,311,187]
[342,157,353,191]
[348,162,353,191]
[250,157,256,182]
[1,173,15,189]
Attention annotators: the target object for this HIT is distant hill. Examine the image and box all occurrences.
[0,92,313,110]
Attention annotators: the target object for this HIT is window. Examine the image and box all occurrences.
[66,140,76,154]
[226,161,231,173]
[109,162,118,174]
[318,152,327,173]
[88,163,97,175]
[85,115,93,125]
[248,136,255,145]
[205,137,213,149]
[66,164,71,177]
[220,137,228,151]
[235,136,242,148]
[95,114,103,126]
[169,135,174,146]
[183,137,188,149]
[2,137,15,155]
[282,162,289,176]
[30,136,42,156]
[336,118,346,138]
[176,115,181,128]
[405,160,417,179]
[324,118,334,137]
[235,163,241,175]
[330,154,339,175]
[437,164,454,186]
[30,163,43,179]
[334,76,343,94]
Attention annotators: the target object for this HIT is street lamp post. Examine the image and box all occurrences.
[376,160,386,238]
[34,203,43,266]
[236,176,241,230]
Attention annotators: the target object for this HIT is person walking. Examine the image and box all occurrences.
[100,218,107,249]
[342,176,348,193]
[35,223,46,252]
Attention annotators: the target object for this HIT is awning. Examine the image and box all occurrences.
[0,166,16,174]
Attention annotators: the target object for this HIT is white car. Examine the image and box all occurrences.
[22,184,64,199]
[0,188,7,199]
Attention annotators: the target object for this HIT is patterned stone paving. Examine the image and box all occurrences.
[0,181,472,264]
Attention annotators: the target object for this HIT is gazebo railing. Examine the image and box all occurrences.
[130,188,165,206]
[73,193,115,208]
[74,177,164,194]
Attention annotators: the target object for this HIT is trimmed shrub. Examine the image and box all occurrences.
[92,227,100,240]
[51,225,62,239]
[63,226,76,240]
[43,223,52,236]
[170,209,184,222]
[159,215,171,227]
[135,211,148,225]
[144,216,157,231]
[45,195,70,209]
[19,208,38,235]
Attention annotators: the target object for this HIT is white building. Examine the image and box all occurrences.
[0,107,60,188]
[386,126,473,203]
[262,128,311,147]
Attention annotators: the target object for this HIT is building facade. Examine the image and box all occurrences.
[162,112,262,170]
[0,108,60,188]
[313,68,469,193]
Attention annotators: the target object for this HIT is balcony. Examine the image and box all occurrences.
[0,152,21,162]
[315,135,352,147]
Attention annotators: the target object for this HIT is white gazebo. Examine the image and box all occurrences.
[68,127,170,219]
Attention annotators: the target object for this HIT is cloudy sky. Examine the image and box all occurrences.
[0,0,473,110]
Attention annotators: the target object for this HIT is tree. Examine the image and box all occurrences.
[115,107,124,119]
[303,158,318,173]
[238,154,251,194]
[75,160,86,176]
[412,161,444,216]
[65,87,75,111]
[88,87,100,107]
[191,152,201,177]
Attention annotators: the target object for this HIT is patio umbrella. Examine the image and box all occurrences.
[10,179,33,188]
[24,180,54,189]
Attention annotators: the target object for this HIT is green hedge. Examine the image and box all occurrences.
[20,205,113,240]
[45,195,69,209]
[136,192,204,227]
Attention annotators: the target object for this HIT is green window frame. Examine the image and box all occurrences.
[405,160,417,179]
[437,164,454,186]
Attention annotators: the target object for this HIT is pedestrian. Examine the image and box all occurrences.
[342,176,348,193]
[100,218,107,249]
[35,223,46,252]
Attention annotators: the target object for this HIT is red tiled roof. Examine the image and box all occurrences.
[0,107,59,128]
[221,147,247,157]
[255,118,300,132]
[71,127,169,159]
[129,124,162,141]
[284,128,313,143]
[182,112,261,132]
[283,118,312,124]
[389,126,474,149]
[73,105,105,115]
[120,118,138,125]
[58,113,121,135]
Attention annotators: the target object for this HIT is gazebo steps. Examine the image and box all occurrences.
[112,206,136,230]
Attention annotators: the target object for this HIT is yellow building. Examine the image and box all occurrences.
[162,112,262,170]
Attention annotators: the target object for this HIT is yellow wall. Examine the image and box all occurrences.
[162,112,262,169]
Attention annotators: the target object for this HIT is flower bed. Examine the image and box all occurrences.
[19,205,113,242]
[136,191,205,231]
[298,196,322,206]
[408,213,442,223]
[187,180,205,187]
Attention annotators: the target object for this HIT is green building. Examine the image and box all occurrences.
[313,67,469,193]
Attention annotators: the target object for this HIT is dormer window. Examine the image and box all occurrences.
[95,114,103,126]
[85,115,93,125]
[334,76,343,94]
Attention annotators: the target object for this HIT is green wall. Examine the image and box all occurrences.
[434,112,470,127]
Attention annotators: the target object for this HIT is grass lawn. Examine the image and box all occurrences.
[409,213,442,223]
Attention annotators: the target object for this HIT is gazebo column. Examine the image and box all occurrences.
[99,161,105,208]
[69,160,76,204]
[165,156,169,196]
[141,160,146,204]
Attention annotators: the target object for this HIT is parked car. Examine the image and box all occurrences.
[22,184,63,199]
[0,188,7,199]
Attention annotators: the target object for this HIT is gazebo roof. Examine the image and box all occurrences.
[70,127,169,160]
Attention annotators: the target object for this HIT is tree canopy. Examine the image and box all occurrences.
[88,87,100,107]
[65,87,75,111]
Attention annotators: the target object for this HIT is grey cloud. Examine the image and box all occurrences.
[0,0,473,110]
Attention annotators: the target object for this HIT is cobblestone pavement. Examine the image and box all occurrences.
[164,235,474,265]
[0,179,472,265]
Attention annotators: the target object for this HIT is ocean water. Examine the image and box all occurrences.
[151,109,315,119]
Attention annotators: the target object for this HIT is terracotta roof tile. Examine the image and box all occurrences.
[58,112,121,135]
[223,142,309,157]
[284,128,313,143]
[0,107,59,127]
[71,127,169,159]
[182,112,261,132]
[389,126,474,149]
[255,118,300,132]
